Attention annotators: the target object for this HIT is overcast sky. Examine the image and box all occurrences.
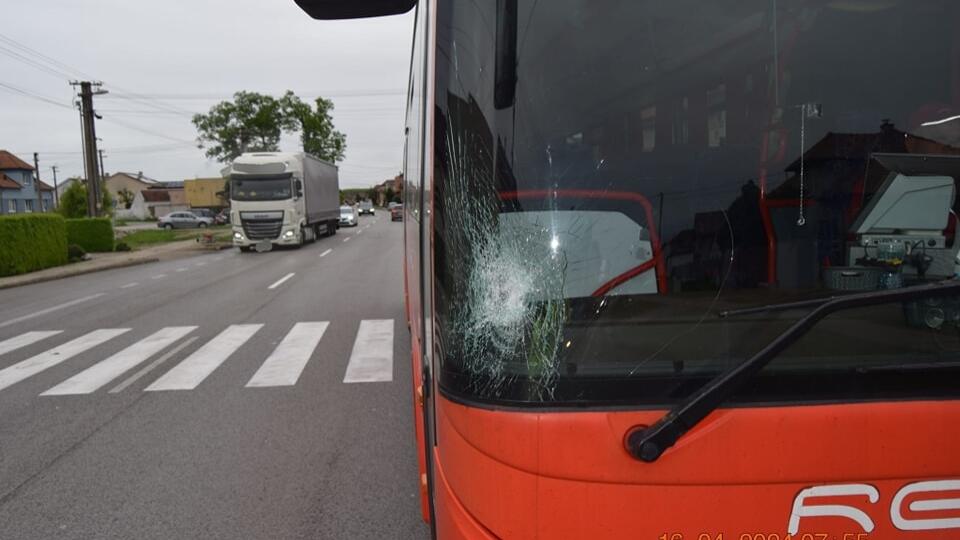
[0,0,414,188]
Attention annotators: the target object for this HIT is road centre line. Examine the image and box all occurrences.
[120,282,139,289]
[151,274,167,280]
[0,294,106,329]
[267,273,295,290]
[343,237,350,242]
[319,249,332,257]
[109,336,199,393]
[175,267,188,272]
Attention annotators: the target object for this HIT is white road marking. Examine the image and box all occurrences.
[109,336,198,394]
[0,329,130,392]
[357,229,363,235]
[319,249,332,258]
[41,326,197,396]
[175,267,188,272]
[196,262,207,267]
[246,322,328,387]
[120,283,139,289]
[0,331,62,357]
[145,324,262,391]
[0,294,106,329]
[151,274,167,280]
[343,319,394,383]
[343,237,350,243]
[268,273,295,290]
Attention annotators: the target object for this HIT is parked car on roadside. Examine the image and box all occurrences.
[193,208,217,219]
[359,200,375,216]
[339,205,359,227]
[390,204,403,222]
[157,211,214,229]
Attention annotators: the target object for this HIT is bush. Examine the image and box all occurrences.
[114,242,131,252]
[67,244,86,262]
[65,218,114,252]
[0,214,68,277]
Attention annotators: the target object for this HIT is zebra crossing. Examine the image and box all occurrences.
[0,319,396,398]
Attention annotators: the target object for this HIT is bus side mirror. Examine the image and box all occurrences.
[295,180,304,197]
[294,0,416,19]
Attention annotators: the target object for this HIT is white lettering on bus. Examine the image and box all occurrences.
[788,480,960,534]
[890,480,960,531]
[788,484,879,534]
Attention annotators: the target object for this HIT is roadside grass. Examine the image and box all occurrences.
[120,225,231,249]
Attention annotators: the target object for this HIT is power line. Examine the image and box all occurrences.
[98,116,198,145]
[0,32,97,80]
[0,31,196,117]
[0,44,74,80]
[0,80,73,109]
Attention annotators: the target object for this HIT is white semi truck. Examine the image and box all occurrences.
[228,152,340,251]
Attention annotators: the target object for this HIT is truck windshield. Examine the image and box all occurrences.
[433,0,960,405]
[231,176,292,201]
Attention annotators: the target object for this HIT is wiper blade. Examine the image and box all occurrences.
[626,280,960,462]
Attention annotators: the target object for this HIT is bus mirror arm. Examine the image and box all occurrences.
[626,280,960,462]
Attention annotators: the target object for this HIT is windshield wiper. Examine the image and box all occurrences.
[627,280,960,462]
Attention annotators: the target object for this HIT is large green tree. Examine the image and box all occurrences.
[279,91,346,163]
[192,90,346,163]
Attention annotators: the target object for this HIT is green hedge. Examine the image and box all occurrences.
[0,214,68,277]
[65,218,114,252]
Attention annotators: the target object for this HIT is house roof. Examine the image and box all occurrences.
[110,171,159,185]
[141,189,171,202]
[37,179,54,191]
[0,150,34,171]
[0,173,22,189]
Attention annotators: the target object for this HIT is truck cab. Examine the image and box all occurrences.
[228,152,339,250]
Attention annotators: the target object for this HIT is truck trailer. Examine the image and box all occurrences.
[228,152,339,251]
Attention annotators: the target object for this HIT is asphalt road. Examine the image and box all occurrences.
[0,215,429,539]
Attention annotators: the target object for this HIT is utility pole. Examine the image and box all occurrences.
[33,153,43,212]
[71,81,107,217]
[51,165,59,207]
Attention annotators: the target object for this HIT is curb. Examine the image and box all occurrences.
[0,257,161,291]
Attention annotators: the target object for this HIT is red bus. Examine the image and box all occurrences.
[298,1,960,538]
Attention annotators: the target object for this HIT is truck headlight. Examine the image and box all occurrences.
[283,230,295,238]
[234,232,244,240]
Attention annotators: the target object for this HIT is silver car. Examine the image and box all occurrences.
[339,205,359,227]
[157,211,214,229]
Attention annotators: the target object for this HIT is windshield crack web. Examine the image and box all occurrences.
[443,120,566,400]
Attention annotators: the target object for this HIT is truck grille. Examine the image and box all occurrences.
[242,218,282,240]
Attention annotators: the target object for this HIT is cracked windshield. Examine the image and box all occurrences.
[0,0,958,539]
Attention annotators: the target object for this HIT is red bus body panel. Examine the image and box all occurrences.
[433,396,960,539]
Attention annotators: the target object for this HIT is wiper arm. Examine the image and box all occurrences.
[626,280,960,462]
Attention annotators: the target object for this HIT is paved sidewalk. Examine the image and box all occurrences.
[0,240,231,290]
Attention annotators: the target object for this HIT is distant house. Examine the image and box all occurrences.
[0,150,55,214]
[184,178,227,209]
[104,172,158,208]
[55,177,81,199]
[142,186,188,218]
[372,173,404,206]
